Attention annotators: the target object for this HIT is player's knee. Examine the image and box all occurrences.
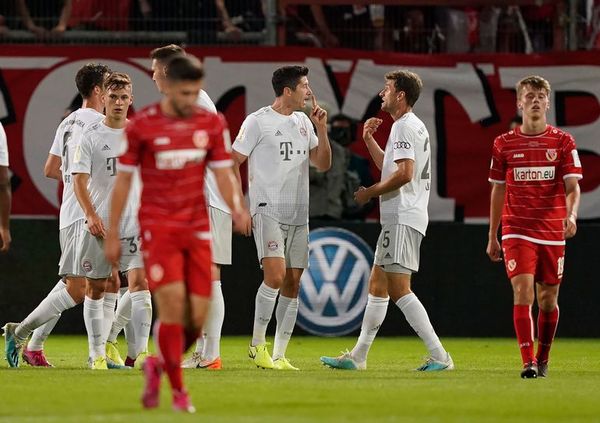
[537,291,558,312]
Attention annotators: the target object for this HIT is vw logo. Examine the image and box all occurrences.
[298,227,373,336]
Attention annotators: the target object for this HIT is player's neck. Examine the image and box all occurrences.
[271,98,294,116]
[390,105,412,121]
[103,116,125,130]
[81,97,104,114]
[520,118,547,135]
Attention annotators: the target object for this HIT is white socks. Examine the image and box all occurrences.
[130,290,152,357]
[28,280,68,351]
[351,294,389,363]
[251,282,279,346]
[273,295,298,360]
[396,293,447,362]
[83,297,105,360]
[15,281,77,342]
[102,293,118,344]
[108,289,132,343]
[201,280,225,360]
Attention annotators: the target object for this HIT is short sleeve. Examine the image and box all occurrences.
[560,133,583,181]
[207,113,233,168]
[488,136,506,184]
[232,114,261,157]
[0,123,8,167]
[302,114,318,150]
[71,132,93,174]
[119,120,143,173]
[49,122,63,157]
[391,120,415,162]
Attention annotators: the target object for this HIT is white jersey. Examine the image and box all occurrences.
[197,89,231,213]
[232,106,318,225]
[0,122,8,166]
[380,112,430,235]
[71,121,140,237]
[49,108,104,229]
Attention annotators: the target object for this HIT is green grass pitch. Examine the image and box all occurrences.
[1,336,599,422]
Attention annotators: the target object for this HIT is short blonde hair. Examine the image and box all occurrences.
[516,75,551,98]
[103,72,132,92]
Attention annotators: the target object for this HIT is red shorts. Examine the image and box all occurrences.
[501,238,565,285]
[141,227,212,297]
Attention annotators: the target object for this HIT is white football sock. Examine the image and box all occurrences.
[15,282,77,342]
[83,297,105,359]
[202,280,225,361]
[108,290,131,343]
[251,282,279,346]
[130,290,152,357]
[102,293,118,344]
[396,293,447,362]
[28,279,68,351]
[272,296,298,360]
[351,294,389,363]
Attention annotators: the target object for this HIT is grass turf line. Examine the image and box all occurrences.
[1,336,599,422]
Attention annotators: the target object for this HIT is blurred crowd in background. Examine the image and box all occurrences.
[0,1,599,52]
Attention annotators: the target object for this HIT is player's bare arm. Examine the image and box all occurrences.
[0,165,11,252]
[104,170,133,265]
[308,91,332,172]
[362,118,384,170]
[486,182,505,262]
[43,154,62,181]
[564,177,581,239]
[213,166,251,236]
[231,150,252,236]
[354,158,413,206]
[73,172,106,238]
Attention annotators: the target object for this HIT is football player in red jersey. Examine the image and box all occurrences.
[487,75,582,379]
[105,55,248,412]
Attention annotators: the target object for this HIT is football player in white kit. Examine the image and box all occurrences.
[144,45,235,370]
[320,70,454,371]
[232,65,331,370]
[3,63,110,367]
[71,72,148,369]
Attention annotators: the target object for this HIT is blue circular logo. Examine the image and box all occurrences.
[297,227,374,336]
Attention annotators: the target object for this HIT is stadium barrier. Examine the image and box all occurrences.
[1,219,597,338]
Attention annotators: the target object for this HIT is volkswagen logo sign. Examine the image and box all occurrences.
[298,227,373,336]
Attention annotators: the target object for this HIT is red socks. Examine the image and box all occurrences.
[513,305,535,365]
[156,321,184,392]
[536,306,559,364]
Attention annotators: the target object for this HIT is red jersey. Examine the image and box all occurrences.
[488,125,583,245]
[119,103,232,232]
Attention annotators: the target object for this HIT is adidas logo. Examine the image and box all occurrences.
[101,144,111,151]
[384,252,392,259]
[275,130,283,136]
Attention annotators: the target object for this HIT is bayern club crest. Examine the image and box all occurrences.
[297,227,373,336]
[546,149,557,162]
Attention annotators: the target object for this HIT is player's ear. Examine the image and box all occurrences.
[129,94,134,105]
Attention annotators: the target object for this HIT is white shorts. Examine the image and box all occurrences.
[252,213,308,269]
[209,206,232,265]
[58,219,86,277]
[374,224,423,274]
[78,231,143,279]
